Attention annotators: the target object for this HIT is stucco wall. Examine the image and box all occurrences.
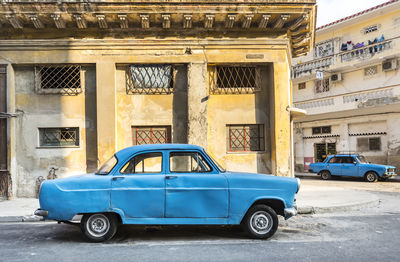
[13,65,96,197]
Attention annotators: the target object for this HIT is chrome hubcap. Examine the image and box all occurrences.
[87,214,110,238]
[250,211,273,234]
[367,173,375,181]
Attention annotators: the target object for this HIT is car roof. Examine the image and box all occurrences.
[115,144,204,159]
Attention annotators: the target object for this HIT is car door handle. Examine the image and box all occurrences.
[112,176,125,181]
[166,175,178,179]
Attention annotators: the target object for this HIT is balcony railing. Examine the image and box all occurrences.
[340,39,393,63]
[292,38,395,79]
[292,56,334,78]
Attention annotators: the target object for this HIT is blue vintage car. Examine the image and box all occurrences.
[309,154,397,182]
[35,144,300,242]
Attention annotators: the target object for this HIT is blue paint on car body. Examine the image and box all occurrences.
[38,144,300,224]
[309,154,397,179]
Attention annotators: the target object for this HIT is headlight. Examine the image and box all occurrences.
[296,178,301,193]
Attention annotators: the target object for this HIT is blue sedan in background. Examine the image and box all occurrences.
[309,154,397,182]
[35,144,300,242]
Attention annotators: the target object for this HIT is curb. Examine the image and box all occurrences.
[298,198,381,214]
[0,215,43,223]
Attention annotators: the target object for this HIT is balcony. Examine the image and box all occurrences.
[340,39,393,63]
[292,38,396,80]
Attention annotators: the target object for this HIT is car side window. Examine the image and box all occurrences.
[120,152,162,174]
[342,157,355,164]
[328,157,340,163]
[170,152,212,173]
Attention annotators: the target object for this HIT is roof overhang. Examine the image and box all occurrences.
[0,0,316,57]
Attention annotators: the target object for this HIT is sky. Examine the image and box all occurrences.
[316,0,389,27]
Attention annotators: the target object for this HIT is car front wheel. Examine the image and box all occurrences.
[365,172,378,183]
[242,205,278,239]
[81,213,118,242]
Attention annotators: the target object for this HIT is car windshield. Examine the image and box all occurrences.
[207,153,226,173]
[356,155,368,164]
[96,155,117,175]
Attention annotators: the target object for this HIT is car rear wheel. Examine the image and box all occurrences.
[320,171,331,180]
[81,213,118,242]
[242,205,278,239]
[365,172,378,183]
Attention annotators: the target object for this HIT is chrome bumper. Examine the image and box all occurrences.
[284,207,298,220]
[34,209,48,217]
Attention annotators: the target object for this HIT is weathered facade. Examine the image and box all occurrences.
[292,0,400,172]
[0,0,316,198]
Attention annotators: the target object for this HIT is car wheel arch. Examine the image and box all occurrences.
[364,170,380,177]
[318,170,331,175]
[241,198,285,222]
[79,211,123,224]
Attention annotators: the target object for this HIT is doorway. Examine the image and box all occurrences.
[314,143,336,162]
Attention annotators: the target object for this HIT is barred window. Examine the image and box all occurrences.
[35,65,82,95]
[298,82,306,90]
[314,40,334,58]
[312,126,331,135]
[126,65,174,94]
[364,66,378,76]
[227,124,265,152]
[132,126,171,145]
[357,137,381,151]
[364,25,378,34]
[209,65,261,94]
[39,127,79,147]
[315,78,330,93]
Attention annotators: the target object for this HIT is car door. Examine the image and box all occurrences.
[341,156,358,177]
[165,151,229,218]
[110,151,165,218]
[326,156,342,176]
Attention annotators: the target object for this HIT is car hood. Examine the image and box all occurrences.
[359,163,396,169]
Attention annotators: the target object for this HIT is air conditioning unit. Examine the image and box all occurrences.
[382,59,398,72]
[330,73,343,82]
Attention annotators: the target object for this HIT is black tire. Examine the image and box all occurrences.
[365,171,378,183]
[81,213,118,242]
[320,170,331,180]
[241,205,278,239]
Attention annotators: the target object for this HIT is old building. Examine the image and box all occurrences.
[292,0,400,172]
[0,0,316,198]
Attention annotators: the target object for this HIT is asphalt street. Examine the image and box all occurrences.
[0,190,399,262]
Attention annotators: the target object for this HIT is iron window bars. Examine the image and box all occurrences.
[209,65,262,94]
[227,124,265,152]
[39,127,79,147]
[127,65,174,94]
[132,126,171,145]
[35,65,82,95]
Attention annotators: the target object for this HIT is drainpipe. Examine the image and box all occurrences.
[287,107,307,177]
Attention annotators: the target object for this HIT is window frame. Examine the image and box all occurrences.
[119,151,164,174]
[38,127,80,148]
[34,65,83,95]
[226,124,265,153]
[312,126,331,135]
[315,78,330,93]
[298,82,306,90]
[132,126,171,145]
[357,137,382,152]
[168,151,213,174]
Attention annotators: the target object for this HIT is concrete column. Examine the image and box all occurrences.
[96,62,117,165]
[7,64,17,198]
[187,63,208,149]
[338,123,349,152]
[270,62,291,177]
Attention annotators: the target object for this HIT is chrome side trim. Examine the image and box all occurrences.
[34,209,48,217]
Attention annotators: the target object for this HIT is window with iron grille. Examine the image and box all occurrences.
[226,124,265,152]
[298,82,306,90]
[314,40,334,58]
[39,127,79,147]
[315,78,330,93]
[364,25,378,34]
[312,126,331,135]
[364,66,378,76]
[357,137,381,151]
[209,65,261,94]
[132,126,171,145]
[126,65,174,94]
[35,65,82,95]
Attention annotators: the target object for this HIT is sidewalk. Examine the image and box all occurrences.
[0,178,385,222]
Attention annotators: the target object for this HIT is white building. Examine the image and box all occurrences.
[292,0,400,172]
